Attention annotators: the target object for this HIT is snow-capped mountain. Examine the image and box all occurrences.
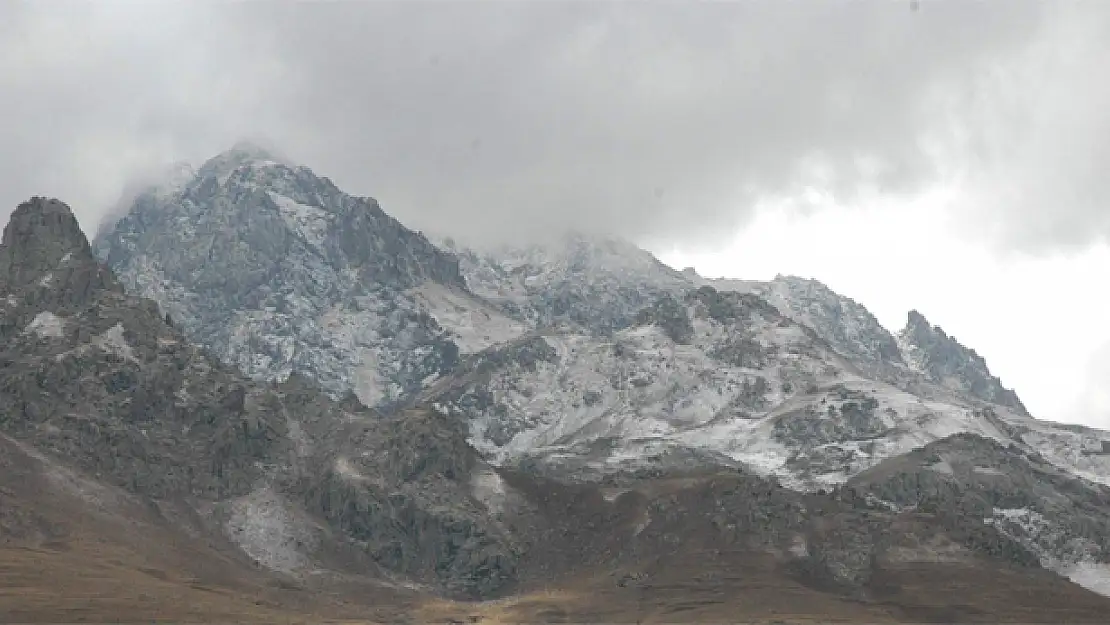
[94,142,526,409]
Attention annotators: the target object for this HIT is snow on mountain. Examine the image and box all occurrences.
[444,232,692,333]
[93,144,524,410]
[93,144,1108,499]
[426,286,1061,490]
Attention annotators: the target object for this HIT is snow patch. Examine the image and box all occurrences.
[94,323,138,363]
[268,192,332,249]
[1064,562,1110,598]
[334,457,369,482]
[410,282,527,353]
[24,311,66,338]
[470,467,514,516]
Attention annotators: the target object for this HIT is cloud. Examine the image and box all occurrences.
[1,1,1106,251]
[1072,340,1110,429]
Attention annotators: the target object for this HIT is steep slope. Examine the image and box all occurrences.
[899,310,1029,415]
[94,143,525,410]
[446,233,692,333]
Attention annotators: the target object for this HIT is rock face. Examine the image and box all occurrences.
[899,310,1029,415]
[0,197,120,309]
[94,143,522,410]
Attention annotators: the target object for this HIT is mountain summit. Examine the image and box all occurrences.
[94,145,519,408]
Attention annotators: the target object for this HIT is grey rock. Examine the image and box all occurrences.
[900,310,1029,415]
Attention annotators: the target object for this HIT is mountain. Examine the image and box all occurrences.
[11,197,1110,621]
[86,143,1110,608]
[94,143,525,410]
[708,274,905,371]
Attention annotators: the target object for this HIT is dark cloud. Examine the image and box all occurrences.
[1,1,1106,251]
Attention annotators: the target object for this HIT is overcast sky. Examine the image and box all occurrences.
[1,1,1108,427]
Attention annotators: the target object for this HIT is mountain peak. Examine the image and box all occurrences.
[898,309,1028,415]
[195,140,295,182]
[0,197,118,306]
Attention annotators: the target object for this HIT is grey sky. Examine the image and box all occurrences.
[2,0,1104,250]
[2,1,1110,425]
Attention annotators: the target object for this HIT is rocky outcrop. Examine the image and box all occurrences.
[899,310,1029,415]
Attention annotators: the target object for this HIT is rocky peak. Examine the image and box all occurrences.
[898,310,1029,416]
[0,197,117,306]
[93,145,477,408]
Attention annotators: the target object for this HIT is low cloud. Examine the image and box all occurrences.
[0,1,1106,252]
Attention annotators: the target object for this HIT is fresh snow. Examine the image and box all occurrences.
[410,282,527,353]
[24,311,66,338]
[94,323,139,363]
[448,297,1028,489]
[268,192,332,249]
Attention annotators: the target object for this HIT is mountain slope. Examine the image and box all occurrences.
[94,143,525,409]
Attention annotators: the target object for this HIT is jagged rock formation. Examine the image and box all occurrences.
[899,309,1029,415]
[94,143,524,410]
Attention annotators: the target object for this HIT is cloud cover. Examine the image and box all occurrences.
[2,0,1107,251]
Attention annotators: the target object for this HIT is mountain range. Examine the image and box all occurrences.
[2,143,1110,622]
